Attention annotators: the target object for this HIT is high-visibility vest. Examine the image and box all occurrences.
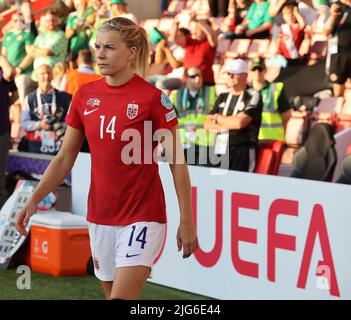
[65,69,102,95]
[258,82,285,142]
[171,86,216,147]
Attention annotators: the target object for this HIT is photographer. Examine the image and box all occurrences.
[21,64,71,155]
[324,0,351,97]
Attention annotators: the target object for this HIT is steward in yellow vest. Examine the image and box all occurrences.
[170,67,216,165]
[249,57,292,142]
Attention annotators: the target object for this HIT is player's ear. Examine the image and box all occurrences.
[128,46,137,61]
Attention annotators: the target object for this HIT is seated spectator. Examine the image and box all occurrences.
[278,4,306,64]
[65,0,95,58]
[223,0,273,39]
[149,34,185,89]
[204,59,263,172]
[62,49,102,94]
[1,12,37,104]
[173,16,217,85]
[29,11,68,74]
[224,0,251,33]
[21,64,72,155]
[170,67,216,165]
[249,57,292,142]
[110,0,138,23]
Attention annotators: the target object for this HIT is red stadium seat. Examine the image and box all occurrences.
[247,39,270,58]
[334,114,351,133]
[226,39,251,58]
[255,140,284,175]
[285,110,310,147]
[255,148,275,174]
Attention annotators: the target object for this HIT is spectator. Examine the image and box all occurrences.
[29,11,68,73]
[149,36,185,89]
[21,64,71,155]
[173,16,217,85]
[0,55,16,208]
[324,0,351,97]
[278,4,306,64]
[1,0,38,37]
[89,0,109,51]
[249,57,292,142]
[1,12,37,104]
[66,0,95,58]
[170,67,216,165]
[62,49,102,94]
[110,0,138,23]
[204,59,262,172]
[223,0,273,39]
[229,0,251,28]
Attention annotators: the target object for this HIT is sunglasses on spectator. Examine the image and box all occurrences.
[251,67,264,72]
[187,74,201,79]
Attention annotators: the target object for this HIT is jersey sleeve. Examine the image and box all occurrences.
[150,90,178,132]
[65,88,85,131]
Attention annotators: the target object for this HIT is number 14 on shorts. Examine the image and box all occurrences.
[128,225,147,249]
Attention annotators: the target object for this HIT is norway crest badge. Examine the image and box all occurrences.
[127,103,138,120]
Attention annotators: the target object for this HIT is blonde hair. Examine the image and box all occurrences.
[100,17,149,80]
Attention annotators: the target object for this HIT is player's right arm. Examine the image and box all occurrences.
[15,126,85,236]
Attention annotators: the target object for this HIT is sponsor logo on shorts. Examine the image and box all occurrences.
[126,253,141,258]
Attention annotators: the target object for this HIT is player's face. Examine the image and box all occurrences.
[95,30,136,76]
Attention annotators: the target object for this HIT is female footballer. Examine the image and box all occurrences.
[16,17,198,300]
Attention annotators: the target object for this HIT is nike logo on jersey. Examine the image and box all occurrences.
[126,253,141,258]
[84,108,99,116]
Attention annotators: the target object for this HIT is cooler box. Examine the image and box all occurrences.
[29,211,91,277]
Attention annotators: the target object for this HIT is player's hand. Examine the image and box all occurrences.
[177,221,199,258]
[15,200,37,236]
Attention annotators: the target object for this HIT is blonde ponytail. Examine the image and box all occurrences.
[101,17,150,80]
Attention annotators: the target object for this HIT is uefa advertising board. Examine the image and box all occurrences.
[72,152,351,299]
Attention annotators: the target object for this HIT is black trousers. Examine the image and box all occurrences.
[208,0,229,17]
[209,145,257,172]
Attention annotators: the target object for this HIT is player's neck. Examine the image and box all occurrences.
[106,69,135,87]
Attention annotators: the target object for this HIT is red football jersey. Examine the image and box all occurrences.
[65,74,178,225]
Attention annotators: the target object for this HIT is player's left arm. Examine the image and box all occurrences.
[161,126,199,259]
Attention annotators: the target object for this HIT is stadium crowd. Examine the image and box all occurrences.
[1,0,351,206]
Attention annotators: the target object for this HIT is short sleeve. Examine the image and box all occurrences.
[209,94,225,115]
[243,90,262,119]
[150,90,178,132]
[263,3,273,23]
[65,89,85,131]
[25,31,35,45]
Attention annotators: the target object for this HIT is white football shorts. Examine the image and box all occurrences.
[88,221,166,281]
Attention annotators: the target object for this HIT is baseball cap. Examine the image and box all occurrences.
[224,59,248,74]
[249,57,265,70]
